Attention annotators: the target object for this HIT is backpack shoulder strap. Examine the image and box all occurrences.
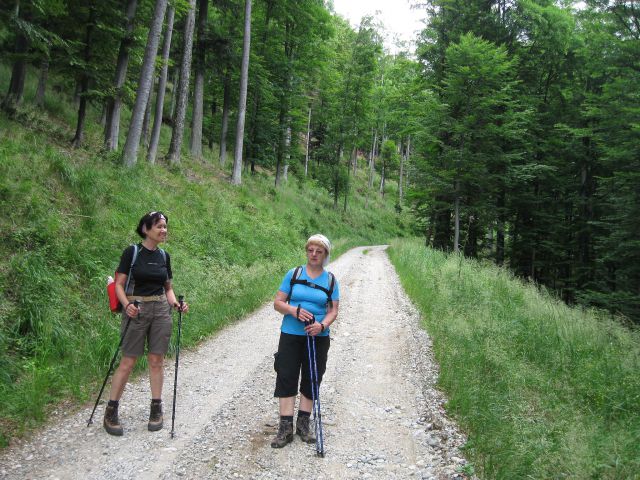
[124,244,138,294]
[285,266,303,304]
[159,248,166,263]
[131,244,139,267]
[326,272,335,309]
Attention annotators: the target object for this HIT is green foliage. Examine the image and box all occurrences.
[410,0,640,321]
[389,238,640,479]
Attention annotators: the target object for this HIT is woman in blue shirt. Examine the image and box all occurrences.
[271,234,340,448]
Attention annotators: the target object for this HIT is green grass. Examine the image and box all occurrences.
[388,238,640,480]
[0,64,412,446]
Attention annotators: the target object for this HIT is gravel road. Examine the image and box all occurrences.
[0,246,473,480]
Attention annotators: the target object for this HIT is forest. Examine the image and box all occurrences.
[1,0,638,323]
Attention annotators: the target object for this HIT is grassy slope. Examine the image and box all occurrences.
[389,239,640,480]
[0,67,412,445]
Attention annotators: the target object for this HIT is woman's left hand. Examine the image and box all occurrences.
[304,321,324,336]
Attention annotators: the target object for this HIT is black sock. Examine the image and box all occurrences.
[281,415,293,423]
[108,400,119,408]
[298,410,311,418]
[151,398,162,404]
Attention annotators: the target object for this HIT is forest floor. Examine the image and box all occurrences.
[0,246,473,480]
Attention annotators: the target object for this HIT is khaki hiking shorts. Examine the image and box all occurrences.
[120,299,172,357]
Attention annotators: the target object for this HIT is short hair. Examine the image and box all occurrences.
[306,234,331,267]
[136,211,168,238]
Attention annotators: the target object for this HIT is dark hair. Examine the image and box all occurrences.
[136,211,169,238]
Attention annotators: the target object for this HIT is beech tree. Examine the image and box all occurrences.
[146,5,175,164]
[231,0,251,185]
[167,0,197,165]
[103,0,138,151]
[189,0,208,158]
[122,0,168,166]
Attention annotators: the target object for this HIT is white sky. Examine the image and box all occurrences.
[330,0,426,54]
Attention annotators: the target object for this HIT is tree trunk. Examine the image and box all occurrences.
[369,130,377,189]
[147,5,175,164]
[208,99,217,149]
[453,181,460,253]
[275,102,286,187]
[333,144,343,209]
[2,1,28,113]
[304,106,311,176]
[141,83,154,147]
[399,138,405,201]
[35,59,49,107]
[496,188,505,265]
[104,0,138,151]
[99,104,107,127]
[284,125,291,181]
[368,128,377,188]
[169,67,179,118]
[379,164,385,195]
[71,5,96,148]
[167,0,197,165]
[245,0,273,174]
[122,0,168,166]
[405,135,411,194]
[190,0,208,159]
[352,146,357,175]
[231,0,252,185]
[219,72,231,167]
[344,147,353,212]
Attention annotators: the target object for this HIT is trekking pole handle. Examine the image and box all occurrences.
[178,295,184,312]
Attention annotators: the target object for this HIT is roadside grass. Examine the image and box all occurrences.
[0,65,410,446]
[388,238,640,480]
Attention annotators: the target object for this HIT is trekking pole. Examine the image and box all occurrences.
[305,318,325,457]
[87,300,140,426]
[170,295,184,438]
[310,334,325,457]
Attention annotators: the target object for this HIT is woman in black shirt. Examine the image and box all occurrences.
[103,211,188,436]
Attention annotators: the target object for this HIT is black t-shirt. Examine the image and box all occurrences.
[117,244,172,296]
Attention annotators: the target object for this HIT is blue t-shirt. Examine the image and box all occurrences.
[278,266,340,336]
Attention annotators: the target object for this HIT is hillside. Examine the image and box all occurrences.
[0,102,412,446]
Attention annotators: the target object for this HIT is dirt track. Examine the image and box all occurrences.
[0,246,472,479]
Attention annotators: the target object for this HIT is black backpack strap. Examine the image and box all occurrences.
[287,267,336,310]
[285,266,302,304]
[326,272,335,310]
[124,244,139,295]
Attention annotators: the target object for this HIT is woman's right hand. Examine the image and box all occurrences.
[294,305,314,324]
[125,302,140,317]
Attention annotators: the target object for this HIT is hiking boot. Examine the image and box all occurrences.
[270,418,293,448]
[103,404,123,436]
[296,415,316,444]
[148,400,163,432]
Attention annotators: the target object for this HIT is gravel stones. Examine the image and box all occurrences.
[0,246,475,480]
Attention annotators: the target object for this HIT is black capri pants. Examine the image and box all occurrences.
[274,332,330,399]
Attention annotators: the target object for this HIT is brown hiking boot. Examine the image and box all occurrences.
[296,415,316,444]
[103,404,123,436]
[148,400,163,431]
[270,418,293,448]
